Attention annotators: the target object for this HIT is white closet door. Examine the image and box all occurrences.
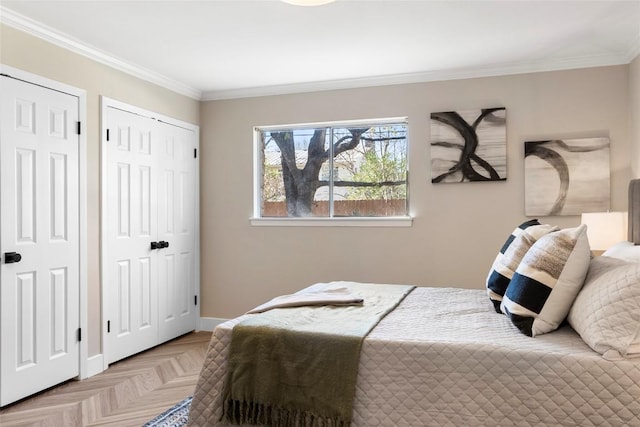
[104,103,197,364]
[105,107,159,364]
[0,76,80,405]
[157,122,197,342]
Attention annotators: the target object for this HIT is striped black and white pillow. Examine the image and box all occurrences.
[486,220,558,312]
[501,224,591,337]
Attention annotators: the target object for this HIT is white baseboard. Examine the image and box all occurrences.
[82,319,225,379]
[86,353,104,378]
[198,317,228,331]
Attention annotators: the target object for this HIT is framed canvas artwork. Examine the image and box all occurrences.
[524,137,610,216]
[430,108,507,183]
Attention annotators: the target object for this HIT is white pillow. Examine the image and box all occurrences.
[602,240,640,262]
[568,256,640,360]
[501,225,591,336]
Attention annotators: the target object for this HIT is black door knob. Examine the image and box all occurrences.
[4,252,22,263]
[150,242,159,250]
[159,241,169,248]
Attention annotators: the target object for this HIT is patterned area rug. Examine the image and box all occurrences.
[143,396,192,427]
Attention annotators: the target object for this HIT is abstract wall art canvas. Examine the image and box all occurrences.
[430,108,507,183]
[524,137,610,216]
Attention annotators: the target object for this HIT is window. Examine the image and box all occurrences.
[255,118,409,223]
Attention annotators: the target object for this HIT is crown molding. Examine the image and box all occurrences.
[202,52,631,101]
[0,6,202,100]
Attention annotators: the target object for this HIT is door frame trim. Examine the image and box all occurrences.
[0,64,89,379]
[99,96,200,371]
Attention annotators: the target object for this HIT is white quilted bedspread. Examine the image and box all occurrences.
[188,286,640,426]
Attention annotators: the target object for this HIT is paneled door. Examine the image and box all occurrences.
[104,107,159,363]
[104,103,197,365]
[0,76,80,405]
[156,122,197,343]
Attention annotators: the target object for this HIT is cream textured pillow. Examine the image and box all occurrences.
[486,220,558,312]
[602,240,640,262]
[568,256,640,360]
[501,225,591,337]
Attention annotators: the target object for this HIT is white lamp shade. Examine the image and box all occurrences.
[581,211,628,251]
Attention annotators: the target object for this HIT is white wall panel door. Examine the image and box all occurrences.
[104,107,159,364]
[0,76,80,406]
[103,101,197,365]
[157,123,197,342]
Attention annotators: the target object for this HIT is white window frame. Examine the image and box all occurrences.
[251,117,412,227]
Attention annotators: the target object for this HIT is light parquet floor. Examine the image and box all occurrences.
[0,331,212,427]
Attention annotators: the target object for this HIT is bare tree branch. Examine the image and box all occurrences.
[317,180,406,188]
[333,128,369,156]
[360,135,406,142]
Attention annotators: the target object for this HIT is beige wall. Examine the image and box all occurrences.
[1,22,636,353]
[631,54,640,176]
[0,24,200,356]
[200,65,631,319]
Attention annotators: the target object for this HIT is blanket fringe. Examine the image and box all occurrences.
[221,399,350,427]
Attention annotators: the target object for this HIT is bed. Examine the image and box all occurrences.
[188,183,640,427]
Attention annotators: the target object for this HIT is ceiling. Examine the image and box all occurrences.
[2,0,639,100]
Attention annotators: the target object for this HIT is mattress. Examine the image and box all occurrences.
[188,285,640,426]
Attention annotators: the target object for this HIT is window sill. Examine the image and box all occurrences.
[250,217,413,227]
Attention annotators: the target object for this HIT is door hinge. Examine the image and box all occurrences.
[194,295,198,306]
[194,148,197,158]
[107,320,111,333]
[77,328,82,342]
[76,121,81,135]
[106,129,110,141]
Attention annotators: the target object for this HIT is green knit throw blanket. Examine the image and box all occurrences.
[221,282,415,427]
